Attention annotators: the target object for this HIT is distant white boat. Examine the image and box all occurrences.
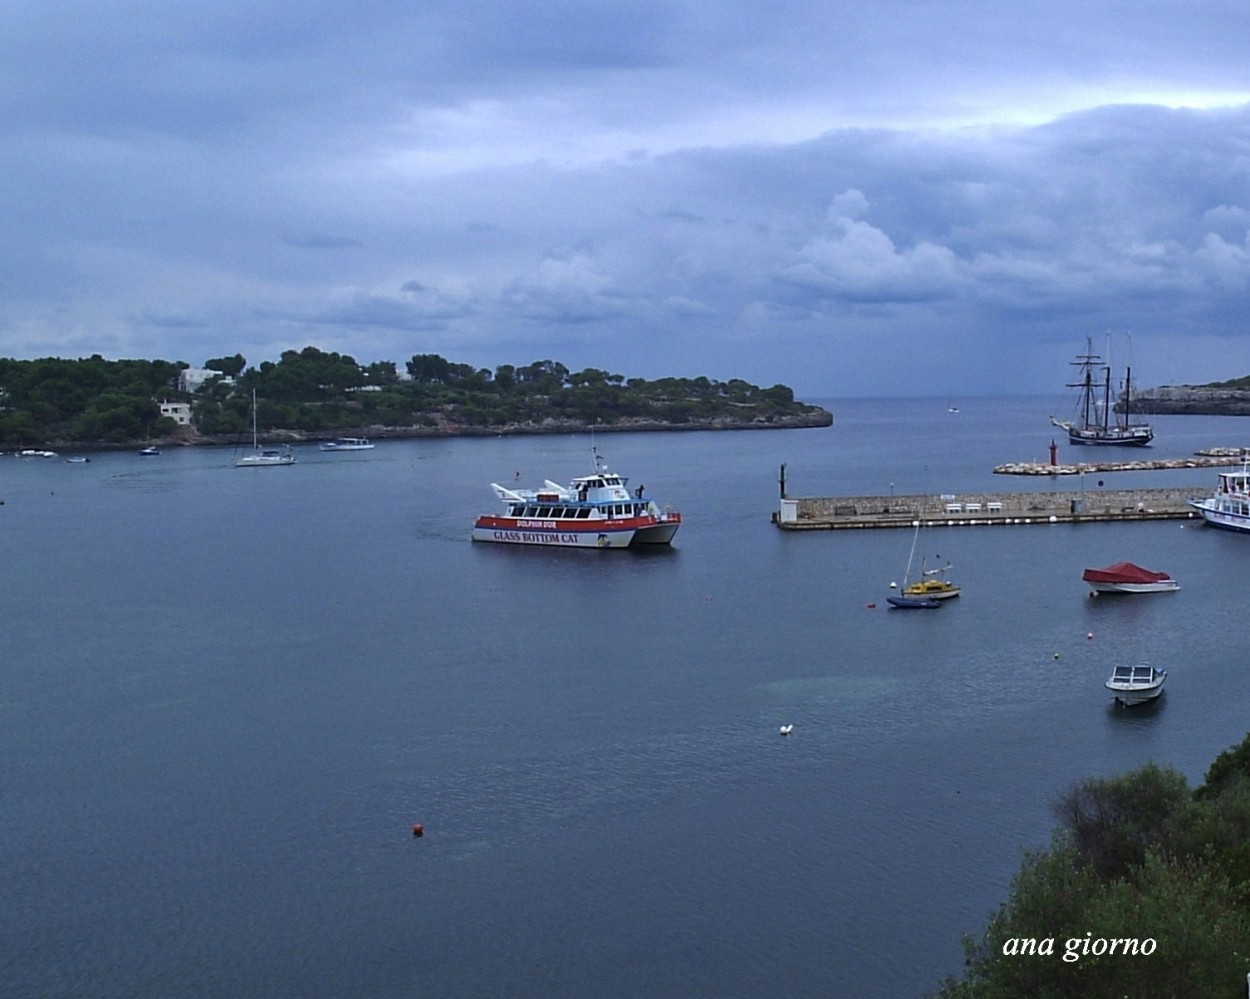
[235,389,295,468]
[319,437,374,451]
[1105,664,1167,706]
[18,449,58,458]
[139,446,160,456]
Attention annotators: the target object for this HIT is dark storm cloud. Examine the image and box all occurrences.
[1,0,1247,393]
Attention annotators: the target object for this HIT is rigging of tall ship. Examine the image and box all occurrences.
[472,450,681,548]
[1049,336,1153,446]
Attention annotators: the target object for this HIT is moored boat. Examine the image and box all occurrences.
[1105,664,1167,706]
[888,515,958,607]
[235,389,295,468]
[1050,336,1153,446]
[902,566,960,601]
[472,450,680,548]
[886,595,942,609]
[1187,462,1250,532]
[1082,561,1179,594]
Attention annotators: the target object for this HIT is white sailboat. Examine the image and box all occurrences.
[235,389,295,468]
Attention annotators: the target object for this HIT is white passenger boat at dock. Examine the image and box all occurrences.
[1187,462,1250,532]
[472,450,681,548]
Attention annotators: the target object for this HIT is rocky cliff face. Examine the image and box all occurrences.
[1122,386,1250,416]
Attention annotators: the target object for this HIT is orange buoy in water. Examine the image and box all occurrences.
[412,824,424,838]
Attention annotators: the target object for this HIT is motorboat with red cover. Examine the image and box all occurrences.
[1082,562,1179,594]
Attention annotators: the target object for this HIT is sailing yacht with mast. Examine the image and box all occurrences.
[1050,336,1153,446]
[887,516,959,609]
[235,389,295,467]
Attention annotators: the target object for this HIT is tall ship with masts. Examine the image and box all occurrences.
[1050,337,1153,446]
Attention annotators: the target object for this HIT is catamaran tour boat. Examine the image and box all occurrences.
[1082,562,1179,594]
[1050,336,1153,446]
[472,451,681,548]
[1187,462,1250,532]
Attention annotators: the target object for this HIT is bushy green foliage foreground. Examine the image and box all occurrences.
[933,735,1250,998]
[0,348,824,445]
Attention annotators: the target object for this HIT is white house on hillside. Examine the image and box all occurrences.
[179,368,234,393]
[158,401,193,425]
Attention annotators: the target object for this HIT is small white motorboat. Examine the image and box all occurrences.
[1105,664,1167,706]
[319,437,374,451]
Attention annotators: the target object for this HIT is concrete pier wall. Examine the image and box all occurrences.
[778,487,1200,530]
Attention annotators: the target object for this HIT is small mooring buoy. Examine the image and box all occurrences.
[1052,652,1061,660]
[412,823,424,838]
[1087,632,1094,640]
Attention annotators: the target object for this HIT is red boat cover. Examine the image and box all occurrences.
[1081,562,1172,584]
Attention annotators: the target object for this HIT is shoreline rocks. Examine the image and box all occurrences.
[22,408,834,453]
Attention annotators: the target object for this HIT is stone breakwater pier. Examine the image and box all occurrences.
[774,487,1201,531]
[993,450,1249,476]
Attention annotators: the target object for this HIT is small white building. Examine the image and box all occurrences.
[179,368,233,393]
[158,400,193,425]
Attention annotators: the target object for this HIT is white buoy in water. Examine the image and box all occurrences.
[779,724,794,736]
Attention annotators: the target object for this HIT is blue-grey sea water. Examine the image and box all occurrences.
[3,396,1249,998]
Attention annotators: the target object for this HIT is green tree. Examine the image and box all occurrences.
[933,746,1250,998]
[205,354,246,377]
[407,354,451,383]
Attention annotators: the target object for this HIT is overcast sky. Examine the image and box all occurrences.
[2,0,1248,396]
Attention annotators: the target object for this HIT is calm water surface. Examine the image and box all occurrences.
[4,396,1249,997]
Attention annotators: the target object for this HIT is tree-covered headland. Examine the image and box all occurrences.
[0,348,831,446]
[933,731,1250,997]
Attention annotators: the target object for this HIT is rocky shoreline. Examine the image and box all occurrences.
[1125,385,1250,416]
[26,408,835,452]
